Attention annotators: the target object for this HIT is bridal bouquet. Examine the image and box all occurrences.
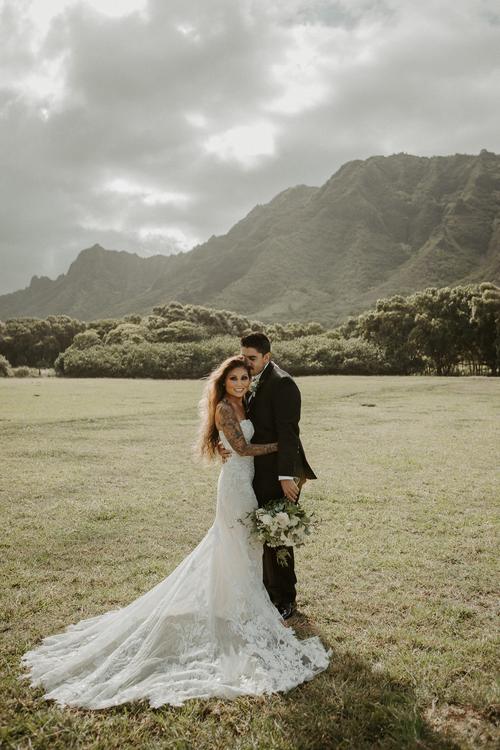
[244,499,317,566]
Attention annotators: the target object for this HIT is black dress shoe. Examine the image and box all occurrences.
[277,602,295,620]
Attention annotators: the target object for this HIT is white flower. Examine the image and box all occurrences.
[289,516,300,527]
[275,512,289,528]
[248,378,259,397]
[260,514,272,526]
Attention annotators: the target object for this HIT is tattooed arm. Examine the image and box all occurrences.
[215,401,278,457]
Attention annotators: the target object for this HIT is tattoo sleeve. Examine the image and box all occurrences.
[217,403,278,456]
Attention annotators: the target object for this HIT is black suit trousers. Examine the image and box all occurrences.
[262,544,297,605]
[261,483,302,605]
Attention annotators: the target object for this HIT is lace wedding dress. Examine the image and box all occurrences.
[20,420,330,708]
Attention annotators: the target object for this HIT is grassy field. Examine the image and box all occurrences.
[1,375,498,750]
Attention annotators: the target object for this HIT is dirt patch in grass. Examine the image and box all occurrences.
[425,702,500,749]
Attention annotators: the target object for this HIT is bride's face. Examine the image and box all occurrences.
[225,367,250,398]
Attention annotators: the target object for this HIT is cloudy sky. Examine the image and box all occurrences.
[1,0,499,295]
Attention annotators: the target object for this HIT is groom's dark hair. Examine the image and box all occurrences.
[240,332,271,354]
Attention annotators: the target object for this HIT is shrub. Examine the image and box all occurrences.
[104,323,147,346]
[0,354,11,377]
[58,337,238,379]
[61,345,122,378]
[72,330,104,350]
[273,335,389,375]
[86,319,121,339]
[54,352,65,375]
[145,320,205,343]
[55,334,390,379]
[12,366,38,377]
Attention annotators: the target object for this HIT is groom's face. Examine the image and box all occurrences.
[241,347,271,376]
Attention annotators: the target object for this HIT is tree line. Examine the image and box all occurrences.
[339,283,500,376]
[0,283,499,378]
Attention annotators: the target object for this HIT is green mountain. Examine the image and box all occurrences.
[1,151,499,325]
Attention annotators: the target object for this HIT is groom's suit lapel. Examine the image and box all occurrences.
[256,361,275,392]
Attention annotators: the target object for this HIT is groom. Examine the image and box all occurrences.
[240,332,316,620]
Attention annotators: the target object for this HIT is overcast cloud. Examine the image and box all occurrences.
[1,0,499,294]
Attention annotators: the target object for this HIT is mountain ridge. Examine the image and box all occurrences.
[1,151,499,325]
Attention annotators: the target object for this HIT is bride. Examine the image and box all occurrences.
[20,356,330,709]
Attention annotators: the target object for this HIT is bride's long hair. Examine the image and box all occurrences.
[197,355,252,460]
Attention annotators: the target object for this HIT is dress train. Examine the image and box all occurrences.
[20,421,330,708]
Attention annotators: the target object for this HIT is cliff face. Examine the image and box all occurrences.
[1,151,499,325]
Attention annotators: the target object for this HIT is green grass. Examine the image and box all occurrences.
[1,375,499,749]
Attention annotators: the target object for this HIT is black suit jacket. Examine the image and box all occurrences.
[246,362,316,505]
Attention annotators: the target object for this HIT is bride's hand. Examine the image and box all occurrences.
[216,441,232,463]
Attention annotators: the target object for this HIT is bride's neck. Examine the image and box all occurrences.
[223,395,243,407]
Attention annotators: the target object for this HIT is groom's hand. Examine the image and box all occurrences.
[280,479,299,503]
[216,441,232,463]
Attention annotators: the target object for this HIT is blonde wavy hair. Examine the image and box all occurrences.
[197,355,252,460]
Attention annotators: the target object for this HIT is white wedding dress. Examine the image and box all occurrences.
[20,420,330,709]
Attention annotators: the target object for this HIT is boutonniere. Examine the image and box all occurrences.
[248,378,259,398]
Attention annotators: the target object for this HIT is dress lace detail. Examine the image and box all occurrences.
[20,420,330,709]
